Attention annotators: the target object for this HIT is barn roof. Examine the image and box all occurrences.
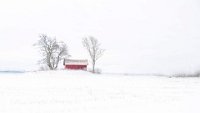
[64,59,88,65]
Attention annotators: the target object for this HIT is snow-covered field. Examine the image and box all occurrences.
[0,70,200,113]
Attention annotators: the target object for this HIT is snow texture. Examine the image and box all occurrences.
[0,70,200,113]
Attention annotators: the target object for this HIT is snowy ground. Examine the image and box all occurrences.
[0,70,200,113]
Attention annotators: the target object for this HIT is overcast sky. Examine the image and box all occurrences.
[1,0,200,74]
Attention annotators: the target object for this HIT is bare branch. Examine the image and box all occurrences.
[82,36,105,73]
[35,34,69,70]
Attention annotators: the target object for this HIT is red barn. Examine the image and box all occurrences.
[63,59,88,70]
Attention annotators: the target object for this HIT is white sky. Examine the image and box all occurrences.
[0,0,200,74]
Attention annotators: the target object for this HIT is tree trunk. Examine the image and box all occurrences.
[92,60,95,73]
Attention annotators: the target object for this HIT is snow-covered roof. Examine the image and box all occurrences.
[64,59,88,65]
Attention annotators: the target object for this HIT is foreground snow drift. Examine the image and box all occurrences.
[0,70,200,113]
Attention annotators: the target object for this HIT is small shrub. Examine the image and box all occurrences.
[88,68,102,74]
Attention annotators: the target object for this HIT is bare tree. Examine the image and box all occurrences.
[82,36,105,73]
[34,34,68,70]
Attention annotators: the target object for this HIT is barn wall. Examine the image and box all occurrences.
[65,65,87,70]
